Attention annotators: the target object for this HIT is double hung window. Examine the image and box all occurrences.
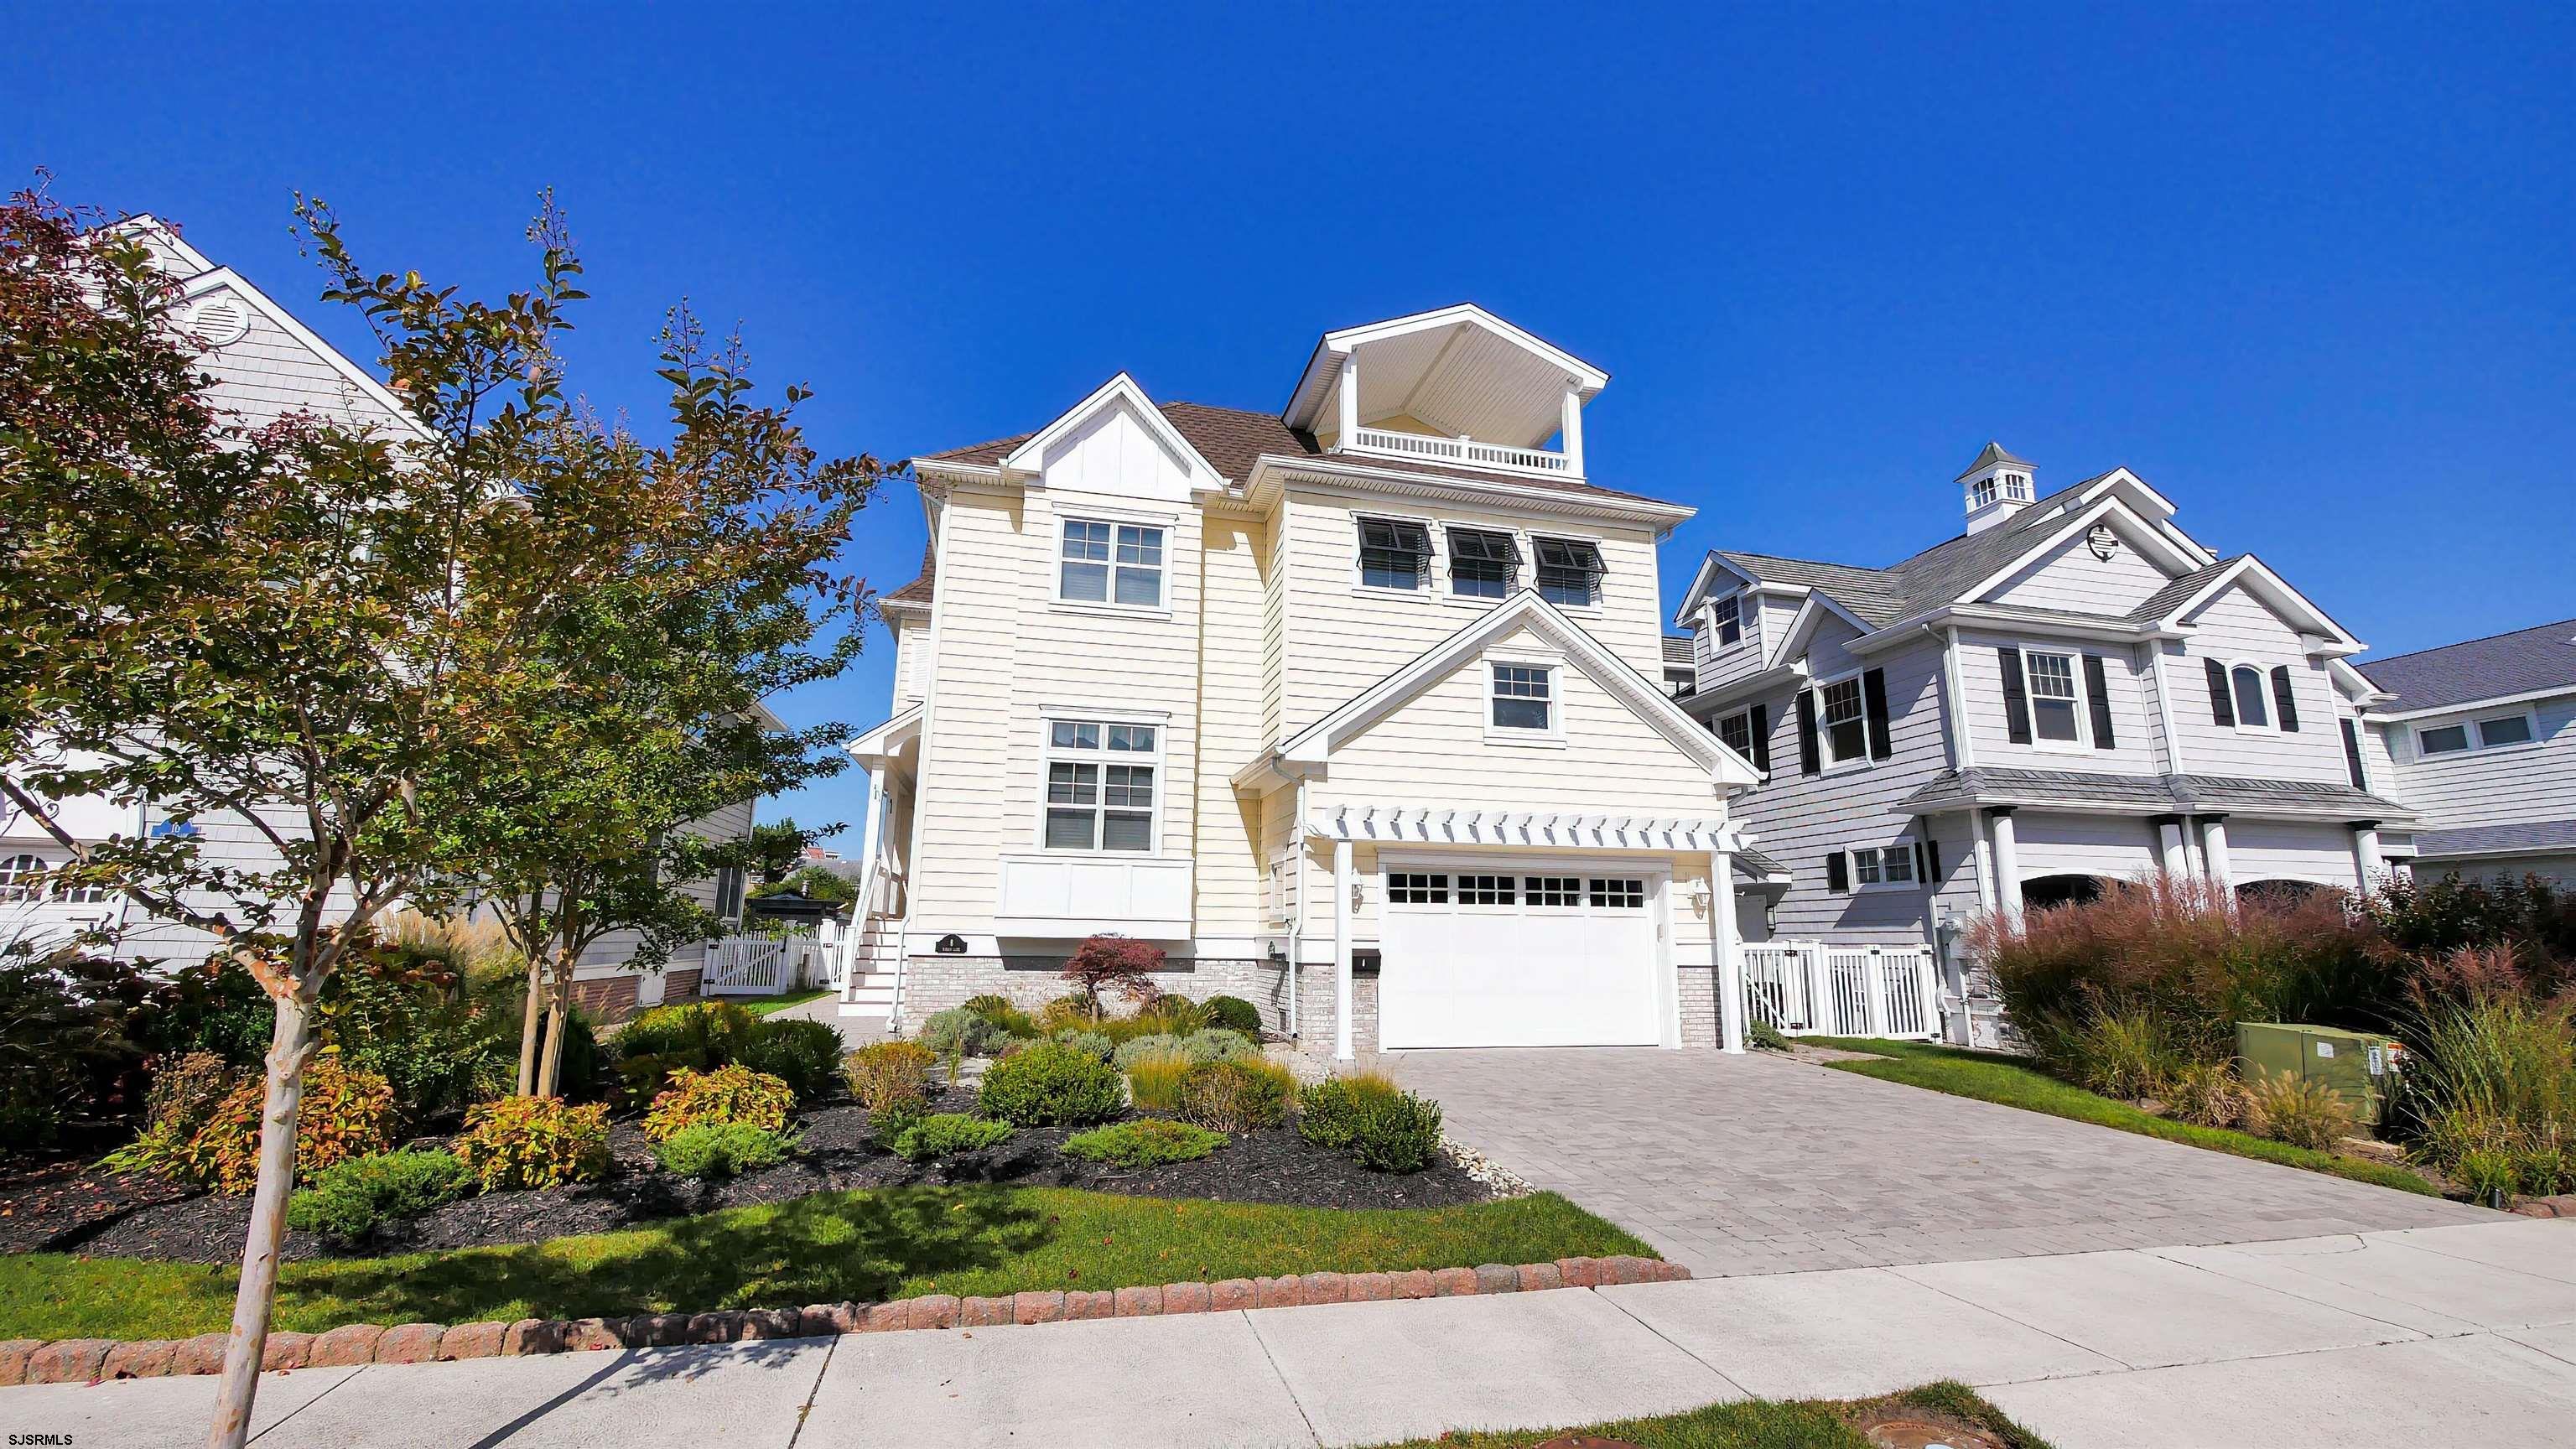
[1490,663,1554,730]
[1820,678,1867,762]
[1710,595,1742,647]
[1041,719,1158,852]
[1059,519,1164,607]
[2025,650,2083,743]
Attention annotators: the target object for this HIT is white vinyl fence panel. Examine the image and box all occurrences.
[1738,941,1940,1041]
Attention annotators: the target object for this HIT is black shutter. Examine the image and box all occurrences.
[1862,667,1894,761]
[2205,657,2235,726]
[2340,718,2367,788]
[1999,647,2032,744]
[2083,655,2116,750]
[2270,666,2300,732]
[1912,839,1929,883]
[1749,702,1771,773]
[1826,850,1850,893]
[1795,690,1820,776]
[1925,836,1943,879]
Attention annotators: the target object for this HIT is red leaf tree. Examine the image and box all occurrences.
[1060,933,1165,1015]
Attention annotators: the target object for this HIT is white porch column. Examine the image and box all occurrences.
[2351,822,2386,893]
[2153,813,2190,880]
[1332,838,1355,1062]
[1560,385,1586,476]
[1711,849,1745,1054]
[1987,808,2023,923]
[1336,351,1361,447]
[2198,815,2233,899]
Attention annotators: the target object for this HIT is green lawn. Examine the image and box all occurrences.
[1369,1382,2053,1448]
[739,987,833,1016]
[0,1187,1649,1342]
[1807,1037,2440,1196]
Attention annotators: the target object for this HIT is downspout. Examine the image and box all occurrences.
[1288,774,1308,1041]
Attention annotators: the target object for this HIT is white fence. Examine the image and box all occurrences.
[704,933,832,996]
[1739,941,1940,1041]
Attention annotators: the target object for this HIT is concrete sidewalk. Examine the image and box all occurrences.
[10,1219,2574,1447]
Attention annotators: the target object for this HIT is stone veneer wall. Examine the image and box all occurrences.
[898,955,1293,1035]
[1290,963,1379,1054]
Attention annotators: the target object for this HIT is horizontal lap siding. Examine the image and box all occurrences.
[2164,587,2348,783]
[2377,693,2576,832]
[1955,628,2163,776]
[2014,813,2161,886]
[199,305,414,439]
[2227,819,2360,890]
[1728,629,1955,948]
[1278,488,1667,738]
[1986,525,2175,615]
[1193,513,1270,936]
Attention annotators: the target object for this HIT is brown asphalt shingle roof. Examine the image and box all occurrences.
[883,540,935,606]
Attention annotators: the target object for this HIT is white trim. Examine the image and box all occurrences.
[2368,682,2572,722]
[1956,496,2205,607]
[1769,593,1877,670]
[1246,454,1695,533]
[2157,555,2365,652]
[1052,513,1170,614]
[1306,806,1746,854]
[1263,591,1760,788]
[174,268,434,442]
[2408,704,2544,761]
[2214,657,2291,735]
[844,705,924,767]
[1671,553,1767,625]
[1481,652,1566,746]
[1845,839,1924,893]
[1525,528,1610,612]
[998,373,1225,489]
[2012,644,2096,754]
[1347,508,1441,600]
[110,215,216,276]
[1283,304,1609,432]
[1806,668,1875,775]
[1031,714,1168,858]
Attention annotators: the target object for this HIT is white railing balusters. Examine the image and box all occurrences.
[1347,427,1573,477]
[1737,940,1939,1043]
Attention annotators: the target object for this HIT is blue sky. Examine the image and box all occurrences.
[12,3,2572,846]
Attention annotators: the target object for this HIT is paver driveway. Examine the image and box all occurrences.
[1384,1047,2493,1276]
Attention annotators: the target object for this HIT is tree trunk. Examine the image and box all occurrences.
[534,943,575,1098]
[515,946,546,1096]
[206,994,319,1449]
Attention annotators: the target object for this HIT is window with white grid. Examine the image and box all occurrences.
[1059,518,1164,607]
[1040,719,1159,852]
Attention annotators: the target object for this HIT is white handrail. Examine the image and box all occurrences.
[1348,427,1572,476]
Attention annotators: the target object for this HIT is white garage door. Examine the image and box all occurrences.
[1377,869,1663,1049]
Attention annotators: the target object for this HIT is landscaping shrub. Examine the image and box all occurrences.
[612,1000,761,1099]
[0,947,151,1151]
[1130,994,1208,1036]
[1060,933,1164,1014]
[285,1149,470,1238]
[1748,1019,1793,1052]
[1183,1027,1257,1062]
[1175,1057,1294,1132]
[1299,1072,1443,1171]
[1296,1072,1405,1151]
[2519,1145,2569,1196]
[977,1042,1125,1127]
[890,1112,1015,1163]
[868,1098,928,1150]
[643,1064,796,1142]
[960,994,1041,1037]
[2367,874,2576,989]
[2059,1001,2186,1101]
[1202,995,1261,1036]
[919,1006,1012,1059]
[2455,1146,2519,1203]
[1052,1028,1115,1062]
[739,1016,844,1100]
[654,1122,792,1179]
[1064,1118,1224,1168]
[452,1096,612,1191]
[2161,1060,2246,1129]
[1114,1032,1185,1069]
[187,1054,396,1194]
[844,1041,937,1114]
[2241,1068,2356,1151]
[100,1050,240,1182]
[319,953,522,1130]
[1124,1050,1192,1113]
[141,957,273,1069]
[1035,995,1098,1034]
[2393,969,2574,1187]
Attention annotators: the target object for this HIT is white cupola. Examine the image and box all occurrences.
[1957,441,2036,534]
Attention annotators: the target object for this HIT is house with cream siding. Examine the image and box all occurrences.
[841,305,1771,1056]
[0,219,760,1013]
[2353,618,2576,886]
[1674,444,2414,1044]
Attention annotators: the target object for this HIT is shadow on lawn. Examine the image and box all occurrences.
[290,1187,1047,1323]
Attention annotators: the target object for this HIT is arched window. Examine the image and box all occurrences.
[0,854,48,901]
[2230,665,2270,728]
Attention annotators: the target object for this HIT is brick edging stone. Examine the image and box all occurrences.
[0,1256,1685,1385]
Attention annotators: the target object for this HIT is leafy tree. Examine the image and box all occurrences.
[746,816,824,884]
[0,185,879,1445]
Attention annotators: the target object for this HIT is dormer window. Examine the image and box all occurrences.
[1445,527,1520,599]
[1532,537,1605,607]
[1357,517,1432,591]
[1710,595,1743,647]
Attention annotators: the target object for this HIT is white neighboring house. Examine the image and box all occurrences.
[1674,444,2416,1046]
[2354,618,2576,886]
[840,304,1773,1057]
[0,218,761,1013]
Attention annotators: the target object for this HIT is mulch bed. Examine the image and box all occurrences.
[17,1086,1498,1267]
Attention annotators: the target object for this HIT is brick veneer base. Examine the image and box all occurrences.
[0,1256,1685,1384]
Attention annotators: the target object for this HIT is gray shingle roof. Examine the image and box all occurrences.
[922,398,1677,507]
[1895,766,2413,823]
[2356,618,2576,713]
[1710,471,2146,632]
[2412,820,2576,860]
[1954,440,2033,483]
[1661,635,1695,667]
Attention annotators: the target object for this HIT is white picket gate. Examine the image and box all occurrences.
[704,933,831,996]
[1736,941,1940,1041]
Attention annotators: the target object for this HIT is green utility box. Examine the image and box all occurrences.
[2236,1022,2406,1123]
